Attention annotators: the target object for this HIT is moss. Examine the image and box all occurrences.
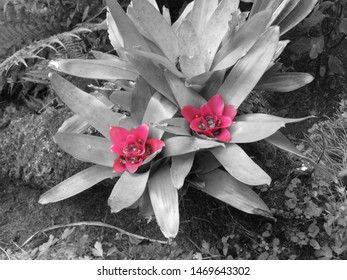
[0,104,89,189]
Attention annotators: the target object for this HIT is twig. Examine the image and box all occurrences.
[186,237,202,253]
[0,246,11,260]
[21,221,168,247]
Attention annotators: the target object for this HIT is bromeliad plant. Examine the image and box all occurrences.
[39,0,335,239]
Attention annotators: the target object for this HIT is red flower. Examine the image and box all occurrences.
[110,124,164,173]
[181,94,237,142]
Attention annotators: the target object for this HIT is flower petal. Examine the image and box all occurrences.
[110,126,130,143]
[200,104,213,117]
[125,134,137,146]
[133,124,150,142]
[217,128,231,142]
[111,141,126,155]
[146,138,165,155]
[113,157,127,173]
[181,106,200,122]
[125,159,142,173]
[218,116,232,128]
[207,94,224,116]
[223,105,237,120]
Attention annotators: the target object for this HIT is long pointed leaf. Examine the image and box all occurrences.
[139,188,155,218]
[211,144,271,185]
[142,92,177,139]
[219,26,279,108]
[108,170,150,213]
[120,47,183,78]
[131,76,153,124]
[148,164,179,238]
[58,114,89,134]
[125,53,176,104]
[178,19,205,77]
[106,7,124,50]
[39,165,119,204]
[49,59,138,81]
[189,0,219,36]
[265,131,338,183]
[200,69,226,100]
[172,2,194,33]
[270,0,300,27]
[199,0,239,70]
[164,70,206,108]
[54,132,115,167]
[212,9,272,71]
[154,117,191,136]
[229,114,313,143]
[50,73,137,138]
[170,152,195,189]
[278,0,318,35]
[255,72,314,92]
[200,169,271,216]
[109,90,132,111]
[106,0,150,50]
[132,0,179,64]
[162,136,225,157]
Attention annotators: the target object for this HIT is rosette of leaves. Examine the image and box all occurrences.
[40,0,335,239]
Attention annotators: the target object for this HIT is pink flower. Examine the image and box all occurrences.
[110,124,164,173]
[181,94,237,142]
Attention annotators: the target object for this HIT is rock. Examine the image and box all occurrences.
[0,103,90,189]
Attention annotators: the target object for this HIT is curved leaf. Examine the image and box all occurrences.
[106,0,150,50]
[211,144,271,185]
[212,9,272,71]
[54,132,115,167]
[188,0,219,36]
[125,53,176,104]
[49,59,138,81]
[108,170,150,213]
[142,92,177,139]
[255,72,314,92]
[148,164,179,238]
[91,50,122,61]
[229,114,313,143]
[120,47,183,78]
[50,73,137,138]
[194,152,221,174]
[278,0,318,35]
[178,19,205,77]
[131,0,179,63]
[185,70,214,91]
[153,117,191,136]
[219,26,279,108]
[106,7,124,50]
[265,131,338,183]
[170,152,195,189]
[109,90,132,111]
[58,114,89,134]
[200,69,226,100]
[162,136,225,157]
[164,70,206,108]
[139,188,155,218]
[39,165,119,204]
[270,0,300,27]
[131,76,153,124]
[200,169,271,216]
[199,0,239,70]
[172,1,194,33]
